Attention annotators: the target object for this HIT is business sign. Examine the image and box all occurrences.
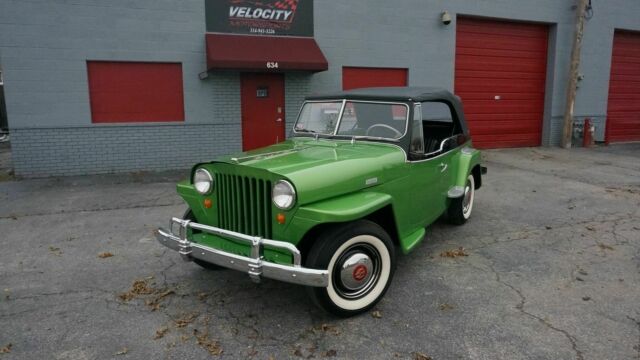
[205,0,314,37]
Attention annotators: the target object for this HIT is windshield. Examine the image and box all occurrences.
[294,101,409,140]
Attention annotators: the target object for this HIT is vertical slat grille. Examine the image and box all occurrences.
[215,172,272,238]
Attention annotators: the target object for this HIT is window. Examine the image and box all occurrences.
[410,104,424,154]
[87,61,184,123]
[294,101,409,140]
[420,102,457,154]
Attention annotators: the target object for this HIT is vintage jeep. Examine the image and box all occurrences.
[156,87,485,316]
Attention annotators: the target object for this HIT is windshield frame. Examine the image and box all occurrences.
[292,99,411,142]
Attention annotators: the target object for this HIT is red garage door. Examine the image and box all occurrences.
[455,17,549,148]
[606,31,640,143]
[343,67,408,90]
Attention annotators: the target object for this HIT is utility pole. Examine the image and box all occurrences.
[561,0,589,148]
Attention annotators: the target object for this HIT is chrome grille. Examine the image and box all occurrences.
[214,173,272,238]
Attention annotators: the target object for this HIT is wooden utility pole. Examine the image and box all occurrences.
[561,0,589,148]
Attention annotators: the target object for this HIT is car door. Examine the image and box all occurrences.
[408,102,459,227]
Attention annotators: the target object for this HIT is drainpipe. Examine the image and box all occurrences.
[561,0,589,149]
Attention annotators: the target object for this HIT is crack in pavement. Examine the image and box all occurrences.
[628,315,640,359]
[486,262,585,360]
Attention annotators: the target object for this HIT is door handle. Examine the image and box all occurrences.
[438,163,448,172]
[276,118,283,122]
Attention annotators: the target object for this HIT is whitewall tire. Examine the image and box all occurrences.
[304,220,396,317]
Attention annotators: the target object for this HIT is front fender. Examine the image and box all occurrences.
[296,192,392,223]
[283,192,393,246]
[455,146,482,187]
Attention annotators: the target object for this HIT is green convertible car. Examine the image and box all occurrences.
[156,87,485,316]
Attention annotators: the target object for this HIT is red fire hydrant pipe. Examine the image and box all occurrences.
[583,118,592,148]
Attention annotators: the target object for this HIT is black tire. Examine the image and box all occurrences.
[183,209,225,271]
[447,174,475,225]
[304,220,396,317]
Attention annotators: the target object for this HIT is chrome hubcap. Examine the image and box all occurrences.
[333,244,381,300]
[462,180,473,214]
[339,253,373,290]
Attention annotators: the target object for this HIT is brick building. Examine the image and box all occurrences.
[0,0,639,177]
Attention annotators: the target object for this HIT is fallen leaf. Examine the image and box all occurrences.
[175,313,199,328]
[247,348,258,356]
[193,329,222,356]
[582,296,591,301]
[440,247,468,258]
[49,246,63,256]
[439,303,455,311]
[578,269,588,276]
[98,252,114,259]
[321,349,337,357]
[118,279,157,302]
[153,327,169,340]
[145,289,175,311]
[114,347,128,355]
[586,225,596,231]
[318,323,340,335]
[371,310,383,319]
[413,352,433,360]
[597,243,614,251]
[545,225,553,230]
[576,277,584,282]
[0,343,12,353]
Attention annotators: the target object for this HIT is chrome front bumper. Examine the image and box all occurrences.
[155,217,328,287]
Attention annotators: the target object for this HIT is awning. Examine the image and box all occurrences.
[205,33,328,72]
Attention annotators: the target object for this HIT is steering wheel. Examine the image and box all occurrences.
[365,124,403,138]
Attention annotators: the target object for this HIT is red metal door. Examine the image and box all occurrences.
[455,17,549,149]
[241,73,286,151]
[606,31,640,143]
[342,67,408,90]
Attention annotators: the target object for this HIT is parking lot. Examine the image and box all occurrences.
[1,144,639,360]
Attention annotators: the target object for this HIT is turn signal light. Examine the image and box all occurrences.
[276,213,286,224]
[203,198,213,209]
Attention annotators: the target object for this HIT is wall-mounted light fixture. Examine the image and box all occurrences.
[441,11,452,25]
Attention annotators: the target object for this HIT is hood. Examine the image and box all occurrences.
[215,138,407,205]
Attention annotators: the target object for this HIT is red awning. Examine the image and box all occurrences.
[206,33,328,72]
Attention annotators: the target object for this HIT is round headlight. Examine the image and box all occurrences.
[272,180,296,210]
[193,168,213,195]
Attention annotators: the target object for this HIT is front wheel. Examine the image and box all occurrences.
[447,174,475,225]
[304,220,396,317]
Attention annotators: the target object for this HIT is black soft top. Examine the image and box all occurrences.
[305,87,469,135]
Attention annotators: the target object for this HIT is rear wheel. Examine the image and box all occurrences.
[304,220,396,317]
[183,209,224,271]
[447,174,475,225]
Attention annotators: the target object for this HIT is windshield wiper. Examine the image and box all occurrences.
[295,128,318,134]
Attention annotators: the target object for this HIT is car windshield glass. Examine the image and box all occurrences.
[294,102,343,135]
[294,101,408,140]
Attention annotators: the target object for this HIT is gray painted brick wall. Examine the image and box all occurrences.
[1,0,640,177]
[11,123,241,177]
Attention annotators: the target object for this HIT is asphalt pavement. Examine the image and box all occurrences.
[1,144,639,360]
